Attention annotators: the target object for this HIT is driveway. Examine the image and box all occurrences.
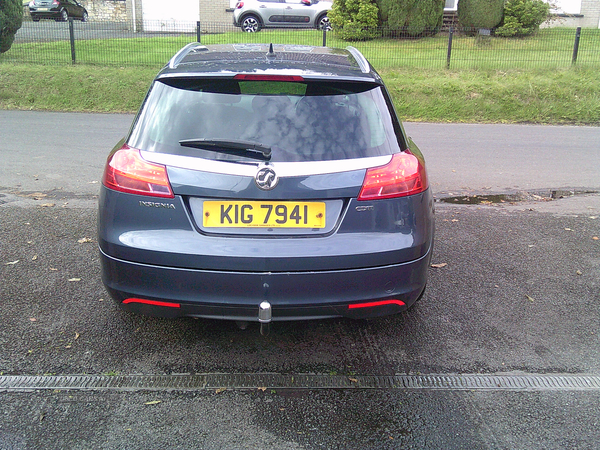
[1,110,599,449]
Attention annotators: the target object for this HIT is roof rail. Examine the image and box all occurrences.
[346,46,370,74]
[168,43,207,69]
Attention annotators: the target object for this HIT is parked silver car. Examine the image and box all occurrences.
[233,0,332,32]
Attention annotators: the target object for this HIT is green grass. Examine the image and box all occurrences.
[1,63,598,124]
[382,67,600,124]
[1,27,599,123]
[0,64,155,113]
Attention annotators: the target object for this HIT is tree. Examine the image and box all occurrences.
[0,0,23,54]
[496,0,550,37]
[329,0,379,41]
[377,0,445,36]
[457,0,505,30]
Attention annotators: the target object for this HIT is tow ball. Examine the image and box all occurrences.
[258,301,272,336]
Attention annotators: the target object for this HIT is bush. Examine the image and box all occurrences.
[457,0,505,30]
[377,0,445,36]
[329,0,379,41]
[0,0,23,54]
[496,0,550,37]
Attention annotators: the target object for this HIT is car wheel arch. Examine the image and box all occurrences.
[240,13,263,32]
[317,13,331,30]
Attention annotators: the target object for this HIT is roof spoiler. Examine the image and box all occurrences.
[168,43,208,69]
[346,46,370,74]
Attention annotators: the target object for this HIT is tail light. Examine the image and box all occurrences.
[236,2,244,8]
[102,145,174,198]
[358,150,428,201]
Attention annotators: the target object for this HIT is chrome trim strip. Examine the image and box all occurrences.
[140,151,392,177]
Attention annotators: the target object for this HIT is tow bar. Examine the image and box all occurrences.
[258,301,272,336]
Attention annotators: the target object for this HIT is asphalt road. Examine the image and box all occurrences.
[1,110,600,449]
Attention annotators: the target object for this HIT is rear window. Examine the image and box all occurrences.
[128,78,403,163]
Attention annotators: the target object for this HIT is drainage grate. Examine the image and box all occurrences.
[1,373,600,392]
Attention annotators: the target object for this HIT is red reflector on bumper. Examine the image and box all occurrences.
[123,298,181,308]
[348,299,405,309]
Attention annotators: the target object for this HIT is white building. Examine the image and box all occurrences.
[444,0,600,28]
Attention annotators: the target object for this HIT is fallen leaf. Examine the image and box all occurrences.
[257,387,267,392]
[431,263,447,268]
[576,270,583,276]
[77,238,92,244]
[593,237,599,241]
[68,278,81,282]
[40,203,55,208]
[32,255,38,261]
[215,388,227,394]
[144,400,161,405]
[525,294,535,302]
[564,228,572,231]
[348,377,358,383]
[49,268,58,271]
[75,332,80,340]
[29,318,37,322]
[451,219,459,222]
[65,345,72,349]
[5,260,19,265]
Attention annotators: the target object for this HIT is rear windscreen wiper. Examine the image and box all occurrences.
[179,139,272,160]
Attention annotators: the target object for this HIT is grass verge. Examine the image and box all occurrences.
[1,63,599,124]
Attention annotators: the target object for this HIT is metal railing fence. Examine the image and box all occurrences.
[3,20,599,71]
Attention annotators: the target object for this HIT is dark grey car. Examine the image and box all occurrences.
[28,0,88,22]
[98,43,434,332]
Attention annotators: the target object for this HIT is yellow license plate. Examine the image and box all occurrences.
[203,201,326,228]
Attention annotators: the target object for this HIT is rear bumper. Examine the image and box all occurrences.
[100,245,432,321]
[29,10,61,19]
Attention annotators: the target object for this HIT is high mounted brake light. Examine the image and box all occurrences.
[358,151,428,201]
[233,74,305,82]
[102,145,174,198]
